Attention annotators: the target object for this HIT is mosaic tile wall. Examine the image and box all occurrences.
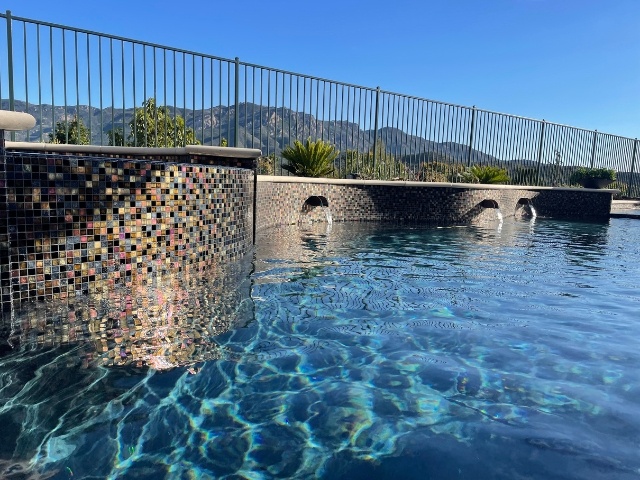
[1,151,254,318]
[531,189,613,218]
[256,181,613,231]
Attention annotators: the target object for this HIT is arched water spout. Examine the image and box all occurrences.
[299,196,333,225]
[516,198,537,219]
[480,199,503,225]
[480,199,499,209]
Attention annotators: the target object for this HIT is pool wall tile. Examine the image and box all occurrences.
[1,150,256,318]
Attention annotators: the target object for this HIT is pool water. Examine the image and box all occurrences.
[1,217,640,479]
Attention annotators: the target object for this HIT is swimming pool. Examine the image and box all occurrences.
[1,216,639,479]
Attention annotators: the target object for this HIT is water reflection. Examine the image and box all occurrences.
[0,257,254,370]
[546,221,611,269]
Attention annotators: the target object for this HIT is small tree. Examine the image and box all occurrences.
[49,115,90,145]
[108,98,200,147]
[107,127,125,147]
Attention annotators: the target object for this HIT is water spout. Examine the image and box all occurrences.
[323,206,333,225]
[299,196,332,227]
[516,198,536,220]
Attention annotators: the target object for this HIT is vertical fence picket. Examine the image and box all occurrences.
[372,87,380,171]
[629,139,638,198]
[234,57,239,147]
[535,120,546,184]
[467,106,476,167]
[5,11,15,141]
[590,130,598,168]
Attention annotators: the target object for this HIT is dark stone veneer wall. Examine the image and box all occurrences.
[1,147,258,317]
[256,177,614,231]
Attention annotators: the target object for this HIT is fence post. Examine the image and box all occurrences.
[535,120,546,185]
[371,87,380,171]
[590,130,598,168]
[5,10,15,141]
[234,57,240,147]
[628,138,638,198]
[467,106,476,167]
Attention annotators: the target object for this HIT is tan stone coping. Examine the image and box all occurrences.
[257,175,619,193]
[0,111,36,131]
[5,141,262,159]
[612,200,640,208]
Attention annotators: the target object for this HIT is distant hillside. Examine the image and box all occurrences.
[2,99,503,165]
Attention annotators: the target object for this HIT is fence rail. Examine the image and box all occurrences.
[1,11,638,196]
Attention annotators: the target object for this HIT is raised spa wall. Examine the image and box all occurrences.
[256,176,615,231]
[1,141,260,318]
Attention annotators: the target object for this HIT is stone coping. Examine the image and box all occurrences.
[5,141,262,159]
[0,111,36,131]
[612,200,640,208]
[257,175,619,193]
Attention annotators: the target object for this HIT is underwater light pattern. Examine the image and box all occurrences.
[1,218,640,479]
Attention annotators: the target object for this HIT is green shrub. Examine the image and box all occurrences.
[257,154,276,175]
[457,169,479,183]
[512,167,538,185]
[467,165,510,184]
[570,167,616,183]
[281,138,338,177]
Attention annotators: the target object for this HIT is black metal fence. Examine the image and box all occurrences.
[1,11,638,196]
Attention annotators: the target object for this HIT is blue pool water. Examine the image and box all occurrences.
[1,217,640,479]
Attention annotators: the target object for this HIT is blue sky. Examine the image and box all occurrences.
[3,0,639,138]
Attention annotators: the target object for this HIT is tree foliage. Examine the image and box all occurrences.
[49,115,90,145]
[415,161,465,182]
[107,127,125,147]
[281,138,337,177]
[108,98,200,147]
[339,140,410,180]
[257,153,277,175]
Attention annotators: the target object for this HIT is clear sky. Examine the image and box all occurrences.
[3,0,639,138]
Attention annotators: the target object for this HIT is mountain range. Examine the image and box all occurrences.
[2,99,499,165]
